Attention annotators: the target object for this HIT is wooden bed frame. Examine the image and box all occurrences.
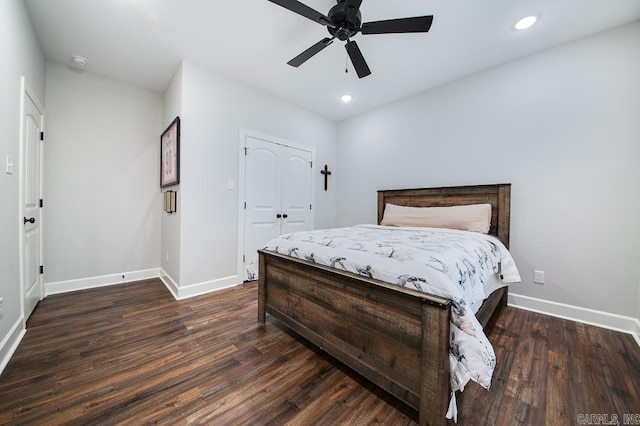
[258,184,511,425]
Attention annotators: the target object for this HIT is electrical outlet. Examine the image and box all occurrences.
[0,297,4,319]
[534,270,545,284]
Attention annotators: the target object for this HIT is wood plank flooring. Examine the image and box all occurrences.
[0,279,638,425]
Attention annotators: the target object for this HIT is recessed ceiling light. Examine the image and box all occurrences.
[515,16,537,30]
[341,94,352,103]
[71,55,89,67]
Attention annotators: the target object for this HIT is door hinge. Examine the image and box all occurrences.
[309,161,313,168]
[243,255,245,263]
[40,132,44,141]
[310,204,312,210]
[244,201,246,209]
[40,265,44,274]
[39,199,43,208]
[243,147,248,156]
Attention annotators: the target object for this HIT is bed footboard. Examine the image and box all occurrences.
[258,250,451,426]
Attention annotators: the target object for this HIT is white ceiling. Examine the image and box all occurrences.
[24,0,640,121]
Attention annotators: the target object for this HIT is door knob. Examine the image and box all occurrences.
[24,217,36,224]
[276,214,282,219]
[282,214,288,219]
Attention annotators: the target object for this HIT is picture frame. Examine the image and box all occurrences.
[163,190,177,214]
[170,190,177,213]
[160,117,180,187]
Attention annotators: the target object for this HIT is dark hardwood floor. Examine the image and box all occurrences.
[1,279,638,425]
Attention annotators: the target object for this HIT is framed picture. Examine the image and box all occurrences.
[163,191,170,212]
[163,190,177,214]
[160,117,180,187]
[170,190,177,213]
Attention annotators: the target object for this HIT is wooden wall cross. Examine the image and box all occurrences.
[320,164,332,191]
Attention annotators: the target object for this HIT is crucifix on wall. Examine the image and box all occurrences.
[320,164,332,191]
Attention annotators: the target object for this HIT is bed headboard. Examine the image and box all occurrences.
[377,184,511,248]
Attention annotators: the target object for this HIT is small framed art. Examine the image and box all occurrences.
[160,117,180,187]
[164,191,170,212]
[163,190,177,214]
[170,190,177,213]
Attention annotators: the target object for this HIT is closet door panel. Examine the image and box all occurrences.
[281,146,312,235]
[244,137,282,280]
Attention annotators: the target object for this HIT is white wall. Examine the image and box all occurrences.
[637,278,640,322]
[43,62,163,286]
[336,21,640,318]
[0,0,45,368]
[170,61,337,290]
[161,64,183,284]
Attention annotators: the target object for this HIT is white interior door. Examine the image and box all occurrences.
[22,87,44,320]
[242,135,313,280]
[244,136,282,280]
[281,146,312,234]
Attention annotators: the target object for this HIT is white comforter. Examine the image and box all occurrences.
[263,224,521,394]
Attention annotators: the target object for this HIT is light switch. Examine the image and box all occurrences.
[6,155,14,175]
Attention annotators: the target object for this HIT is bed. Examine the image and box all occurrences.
[257,184,514,425]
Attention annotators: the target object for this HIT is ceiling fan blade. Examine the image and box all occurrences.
[287,37,334,67]
[345,40,371,78]
[361,15,433,34]
[267,0,333,26]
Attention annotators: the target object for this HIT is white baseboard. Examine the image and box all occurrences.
[159,269,242,300]
[633,319,640,348]
[509,292,640,347]
[45,268,161,296]
[44,267,242,301]
[0,317,26,376]
[159,269,179,299]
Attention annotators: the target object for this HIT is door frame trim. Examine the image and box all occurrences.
[237,128,316,281]
[18,76,45,328]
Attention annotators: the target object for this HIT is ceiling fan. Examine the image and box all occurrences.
[268,0,434,78]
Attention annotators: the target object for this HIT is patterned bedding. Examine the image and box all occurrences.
[262,224,521,395]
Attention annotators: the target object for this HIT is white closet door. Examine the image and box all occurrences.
[242,135,314,281]
[244,136,282,280]
[281,146,312,235]
[22,89,44,320]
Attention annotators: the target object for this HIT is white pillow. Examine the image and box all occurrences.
[380,203,492,234]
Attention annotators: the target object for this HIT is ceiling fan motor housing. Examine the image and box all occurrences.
[327,2,362,40]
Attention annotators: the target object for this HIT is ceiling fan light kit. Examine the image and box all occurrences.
[268,0,433,78]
